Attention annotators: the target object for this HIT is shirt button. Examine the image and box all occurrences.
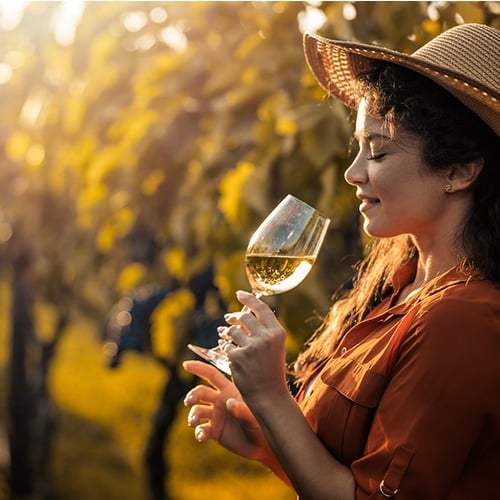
[340,347,348,355]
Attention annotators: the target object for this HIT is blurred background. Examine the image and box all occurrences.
[0,1,497,499]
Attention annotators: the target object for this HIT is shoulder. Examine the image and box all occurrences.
[416,278,500,332]
[390,280,500,416]
[402,278,500,371]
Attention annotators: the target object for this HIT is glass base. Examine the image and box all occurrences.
[188,344,232,376]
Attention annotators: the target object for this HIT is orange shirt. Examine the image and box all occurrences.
[297,262,500,499]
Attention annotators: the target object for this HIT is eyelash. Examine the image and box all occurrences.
[367,153,386,161]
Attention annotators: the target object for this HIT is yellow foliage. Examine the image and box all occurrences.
[241,66,258,84]
[33,300,59,343]
[422,19,442,37]
[215,251,247,309]
[276,116,298,136]
[86,146,123,184]
[116,263,147,293]
[86,66,118,99]
[49,319,166,469]
[141,169,165,196]
[61,135,97,172]
[108,109,159,146]
[218,161,256,225]
[49,167,66,195]
[95,206,135,253]
[96,222,118,252]
[77,183,109,229]
[25,143,45,170]
[186,159,203,184]
[257,91,289,122]
[455,2,484,23]
[235,32,261,59]
[150,289,195,359]
[198,136,218,160]
[76,211,95,229]
[142,52,182,80]
[63,93,85,135]
[5,130,31,162]
[89,31,118,69]
[113,206,135,235]
[79,184,107,210]
[301,71,326,99]
[164,247,188,281]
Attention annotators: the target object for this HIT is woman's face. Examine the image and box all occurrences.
[345,100,449,241]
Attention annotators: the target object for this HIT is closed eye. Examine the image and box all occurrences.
[367,153,386,161]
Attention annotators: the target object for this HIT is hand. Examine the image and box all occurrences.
[183,360,268,461]
[221,291,289,407]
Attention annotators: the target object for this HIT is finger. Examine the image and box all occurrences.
[220,340,238,354]
[226,397,253,421]
[184,384,218,407]
[194,423,212,443]
[225,310,257,329]
[217,326,232,342]
[183,359,232,388]
[188,404,213,427]
[224,313,252,336]
[227,325,252,346]
[236,290,277,326]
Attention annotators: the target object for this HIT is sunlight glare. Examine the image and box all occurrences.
[0,0,30,30]
[121,10,148,33]
[51,0,85,46]
[343,3,357,21]
[0,63,12,84]
[159,25,187,52]
[150,7,168,24]
[297,4,327,34]
[20,94,44,127]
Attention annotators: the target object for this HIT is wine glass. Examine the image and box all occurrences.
[188,194,330,375]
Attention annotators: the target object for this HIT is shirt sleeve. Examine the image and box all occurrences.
[351,294,500,499]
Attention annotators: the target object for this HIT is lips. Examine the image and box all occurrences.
[357,193,380,213]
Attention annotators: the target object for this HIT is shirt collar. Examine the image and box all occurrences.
[388,260,476,313]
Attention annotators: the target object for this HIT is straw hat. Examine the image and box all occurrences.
[303,23,500,136]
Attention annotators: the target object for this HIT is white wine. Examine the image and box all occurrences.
[245,254,316,296]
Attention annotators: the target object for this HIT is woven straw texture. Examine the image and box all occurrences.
[304,24,500,136]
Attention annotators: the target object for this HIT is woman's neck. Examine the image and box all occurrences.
[395,251,464,305]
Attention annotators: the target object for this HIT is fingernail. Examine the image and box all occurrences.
[195,428,204,442]
[224,313,231,321]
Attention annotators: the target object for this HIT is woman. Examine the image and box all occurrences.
[184,23,500,499]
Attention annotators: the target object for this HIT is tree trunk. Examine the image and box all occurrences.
[8,264,35,497]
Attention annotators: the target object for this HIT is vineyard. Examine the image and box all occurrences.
[0,2,497,498]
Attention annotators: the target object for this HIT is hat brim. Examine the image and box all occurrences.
[303,28,500,136]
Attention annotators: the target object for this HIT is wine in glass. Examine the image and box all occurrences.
[188,194,330,375]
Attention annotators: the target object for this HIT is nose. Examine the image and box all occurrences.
[344,151,367,186]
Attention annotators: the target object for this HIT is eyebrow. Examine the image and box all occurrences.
[353,131,392,142]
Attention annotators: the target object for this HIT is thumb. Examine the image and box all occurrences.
[226,397,252,420]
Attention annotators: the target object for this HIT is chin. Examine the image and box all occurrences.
[363,222,397,239]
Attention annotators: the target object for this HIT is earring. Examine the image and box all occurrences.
[444,184,452,193]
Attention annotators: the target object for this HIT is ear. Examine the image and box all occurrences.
[446,158,484,192]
